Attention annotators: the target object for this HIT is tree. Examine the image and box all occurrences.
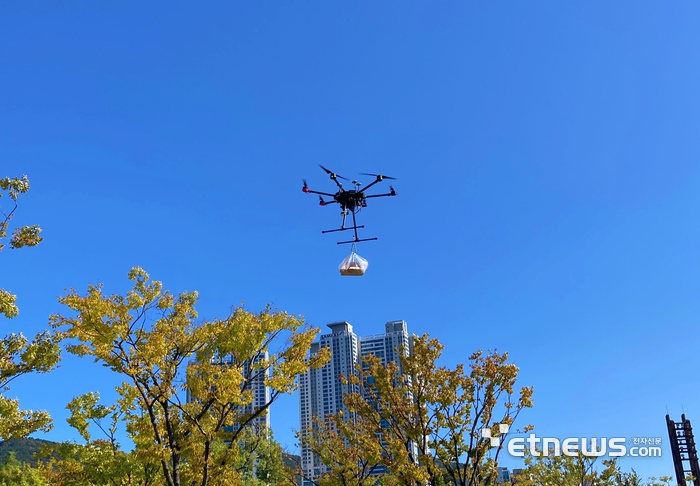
[0,175,61,441]
[299,335,533,486]
[0,175,43,319]
[298,413,385,486]
[514,449,618,486]
[0,451,47,486]
[50,267,330,486]
[231,425,290,485]
[615,470,675,486]
[513,450,674,486]
[0,331,61,440]
[38,392,160,486]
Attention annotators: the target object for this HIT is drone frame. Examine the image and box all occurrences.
[302,165,397,245]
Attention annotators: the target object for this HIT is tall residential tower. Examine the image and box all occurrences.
[298,320,413,483]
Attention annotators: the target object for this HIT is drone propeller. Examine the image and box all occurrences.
[319,164,348,180]
[302,179,310,193]
[389,185,397,196]
[359,172,397,181]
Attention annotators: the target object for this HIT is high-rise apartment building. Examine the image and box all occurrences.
[230,352,271,431]
[298,320,413,483]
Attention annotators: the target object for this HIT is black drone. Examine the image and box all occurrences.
[302,165,397,245]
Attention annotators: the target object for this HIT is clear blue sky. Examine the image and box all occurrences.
[2,1,700,478]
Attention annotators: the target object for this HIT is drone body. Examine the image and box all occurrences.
[302,165,397,245]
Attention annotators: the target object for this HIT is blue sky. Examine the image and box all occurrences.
[2,1,700,478]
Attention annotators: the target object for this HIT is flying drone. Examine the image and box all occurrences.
[302,165,397,245]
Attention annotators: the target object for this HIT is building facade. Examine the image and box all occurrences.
[229,352,271,432]
[298,320,413,483]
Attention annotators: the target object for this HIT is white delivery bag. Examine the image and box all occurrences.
[339,248,368,276]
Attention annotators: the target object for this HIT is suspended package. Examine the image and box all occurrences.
[339,250,369,276]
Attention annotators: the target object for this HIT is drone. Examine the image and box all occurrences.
[302,165,397,245]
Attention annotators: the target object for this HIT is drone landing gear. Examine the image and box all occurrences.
[322,210,377,245]
[322,225,364,234]
[321,226,376,244]
[337,237,377,245]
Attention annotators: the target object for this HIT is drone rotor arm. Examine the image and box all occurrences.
[319,164,348,189]
[358,179,382,193]
[357,173,396,193]
[303,188,337,197]
[364,191,397,198]
[359,172,397,180]
[319,197,338,206]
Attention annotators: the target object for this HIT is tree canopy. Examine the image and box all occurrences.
[0,175,61,442]
[299,335,534,486]
[50,267,330,486]
[0,175,43,319]
[514,449,675,486]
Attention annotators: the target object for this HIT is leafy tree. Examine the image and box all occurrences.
[300,335,533,486]
[299,413,384,486]
[0,451,47,486]
[40,439,157,486]
[515,449,618,486]
[1,175,43,319]
[513,450,674,486]
[614,470,675,486]
[231,425,290,485]
[0,332,62,440]
[0,175,61,441]
[39,392,159,485]
[50,267,330,486]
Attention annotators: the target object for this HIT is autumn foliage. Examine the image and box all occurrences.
[49,267,329,486]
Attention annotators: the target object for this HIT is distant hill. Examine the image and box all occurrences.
[0,437,56,465]
[282,451,301,470]
[282,452,302,483]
